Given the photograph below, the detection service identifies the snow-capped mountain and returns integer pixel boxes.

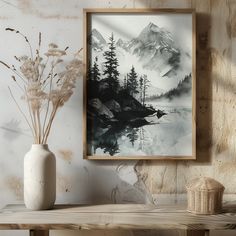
[128,23,175,52]
[89,29,106,51]
[90,22,182,76]
[126,22,181,75]
[116,38,125,48]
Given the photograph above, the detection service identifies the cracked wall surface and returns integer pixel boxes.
[0,0,236,236]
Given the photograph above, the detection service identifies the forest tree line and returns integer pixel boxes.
[88,33,150,106]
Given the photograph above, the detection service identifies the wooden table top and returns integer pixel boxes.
[0,204,236,230]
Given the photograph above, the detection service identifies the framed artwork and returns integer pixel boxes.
[83,9,196,160]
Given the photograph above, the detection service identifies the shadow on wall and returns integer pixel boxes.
[82,161,154,204]
[195,12,212,164]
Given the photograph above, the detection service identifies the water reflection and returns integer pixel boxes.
[88,121,147,156]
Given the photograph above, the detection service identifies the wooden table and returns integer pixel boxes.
[1,204,236,236]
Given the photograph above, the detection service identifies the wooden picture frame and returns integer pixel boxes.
[83,9,196,160]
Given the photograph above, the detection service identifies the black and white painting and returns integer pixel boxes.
[85,11,195,159]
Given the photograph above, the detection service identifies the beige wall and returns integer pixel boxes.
[0,0,235,236]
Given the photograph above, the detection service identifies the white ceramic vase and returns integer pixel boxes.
[24,144,56,210]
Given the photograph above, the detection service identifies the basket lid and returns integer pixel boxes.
[186,177,225,191]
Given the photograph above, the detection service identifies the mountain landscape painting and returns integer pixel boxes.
[84,10,196,159]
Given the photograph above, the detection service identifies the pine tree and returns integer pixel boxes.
[103,33,120,91]
[127,128,139,147]
[138,127,145,151]
[91,56,100,81]
[123,75,127,89]
[142,74,150,106]
[139,76,144,103]
[127,66,138,97]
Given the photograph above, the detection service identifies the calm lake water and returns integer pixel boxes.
[93,101,192,157]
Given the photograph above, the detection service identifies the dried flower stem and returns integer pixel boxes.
[33,111,38,143]
[13,79,25,93]
[42,63,55,142]
[0,61,27,85]
[8,87,35,138]
[6,28,33,60]
[37,109,41,144]
[43,93,68,143]
[39,57,49,82]
[33,110,41,144]
[24,86,37,142]
[42,100,50,142]
[11,68,27,85]
[0,61,10,68]
[38,32,41,47]
[43,104,59,144]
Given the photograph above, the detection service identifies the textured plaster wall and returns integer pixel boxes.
[0,0,235,236]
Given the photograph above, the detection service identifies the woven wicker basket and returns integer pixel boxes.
[186,177,225,215]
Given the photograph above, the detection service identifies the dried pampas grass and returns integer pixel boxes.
[0,28,83,144]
